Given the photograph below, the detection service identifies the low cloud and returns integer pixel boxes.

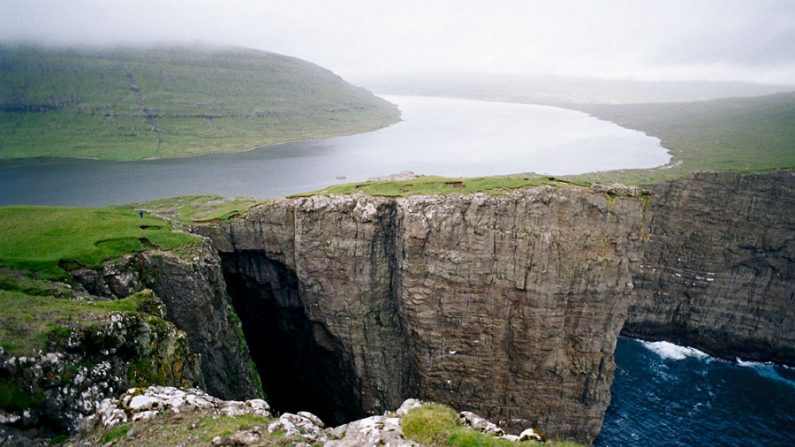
[1,0,793,84]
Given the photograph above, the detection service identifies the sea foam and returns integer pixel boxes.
[640,340,709,360]
[737,358,795,388]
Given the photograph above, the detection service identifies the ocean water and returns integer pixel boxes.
[595,337,795,446]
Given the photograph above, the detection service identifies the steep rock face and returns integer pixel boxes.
[203,186,647,443]
[71,240,262,401]
[137,244,263,400]
[627,171,795,363]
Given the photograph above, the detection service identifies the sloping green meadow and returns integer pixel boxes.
[0,45,399,160]
[0,206,196,279]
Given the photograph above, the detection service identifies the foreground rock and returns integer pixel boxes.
[0,292,200,441]
[69,240,263,401]
[69,387,551,447]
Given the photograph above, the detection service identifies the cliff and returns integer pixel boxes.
[4,171,791,445]
[198,170,793,444]
[627,171,795,363]
[201,185,649,443]
[71,240,263,401]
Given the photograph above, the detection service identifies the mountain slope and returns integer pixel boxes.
[0,45,400,160]
[567,92,795,184]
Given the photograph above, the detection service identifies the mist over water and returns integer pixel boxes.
[596,338,795,446]
[0,96,669,206]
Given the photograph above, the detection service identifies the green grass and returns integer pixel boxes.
[123,195,261,225]
[0,378,44,411]
[84,412,285,447]
[0,45,400,160]
[0,206,196,280]
[101,424,131,444]
[565,93,795,184]
[297,175,589,198]
[400,404,583,447]
[0,289,164,356]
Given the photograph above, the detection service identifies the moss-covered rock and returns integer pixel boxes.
[0,290,200,442]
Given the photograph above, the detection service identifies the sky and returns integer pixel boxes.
[2,0,794,84]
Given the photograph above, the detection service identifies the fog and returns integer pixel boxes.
[2,0,794,85]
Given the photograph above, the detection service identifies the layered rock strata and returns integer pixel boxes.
[202,185,648,442]
[627,171,795,363]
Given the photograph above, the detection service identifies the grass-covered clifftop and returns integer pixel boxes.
[0,206,196,279]
[0,45,400,160]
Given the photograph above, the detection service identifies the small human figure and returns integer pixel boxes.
[139,210,144,218]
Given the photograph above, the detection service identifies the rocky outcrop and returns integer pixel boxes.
[70,240,262,401]
[202,185,648,443]
[71,386,550,447]
[627,171,795,363]
[83,386,271,430]
[136,243,263,401]
[0,292,200,439]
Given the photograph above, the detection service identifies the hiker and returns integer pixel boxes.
[139,210,144,218]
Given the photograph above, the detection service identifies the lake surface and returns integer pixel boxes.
[595,338,795,446]
[0,95,669,206]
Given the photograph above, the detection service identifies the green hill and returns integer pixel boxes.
[567,92,795,184]
[0,45,400,160]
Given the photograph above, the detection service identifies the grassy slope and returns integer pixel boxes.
[0,206,196,280]
[565,92,795,184]
[0,289,161,356]
[401,404,582,447]
[0,45,399,160]
[123,194,261,225]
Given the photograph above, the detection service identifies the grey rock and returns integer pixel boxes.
[628,171,795,364]
[209,186,645,443]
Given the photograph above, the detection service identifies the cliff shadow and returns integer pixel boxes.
[220,251,365,425]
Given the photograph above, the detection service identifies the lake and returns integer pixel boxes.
[0,95,669,206]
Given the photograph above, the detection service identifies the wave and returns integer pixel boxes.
[736,358,795,389]
[639,340,709,360]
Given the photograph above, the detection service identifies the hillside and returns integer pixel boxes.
[566,92,795,184]
[0,45,400,160]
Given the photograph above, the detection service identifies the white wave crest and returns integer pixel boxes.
[736,358,795,388]
[641,340,709,360]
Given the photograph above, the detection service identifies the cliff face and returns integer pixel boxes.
[71,239,262,401]
[626,171,795,363]
[203,186,648,443]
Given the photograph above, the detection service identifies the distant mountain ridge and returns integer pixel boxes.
[0,45,400,160]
